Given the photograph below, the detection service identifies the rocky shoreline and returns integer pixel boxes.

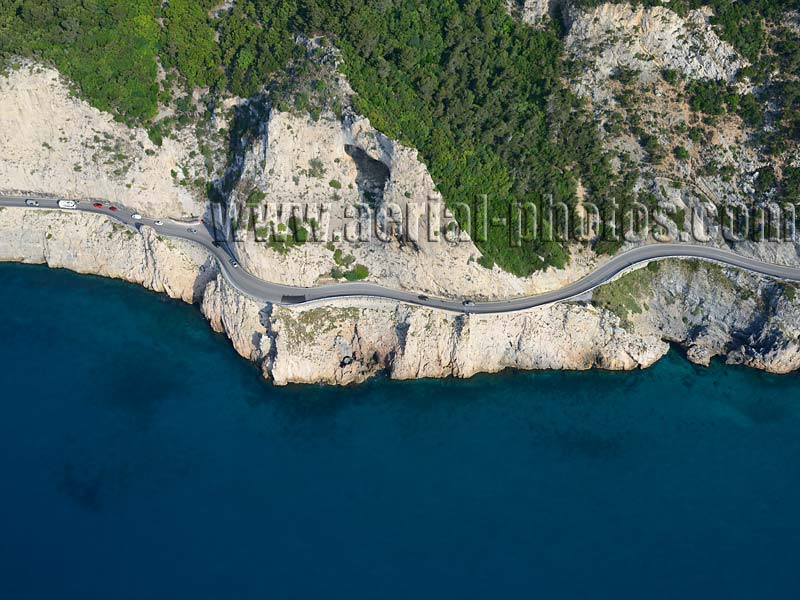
[3,207,799,386]
[3,0,800,385]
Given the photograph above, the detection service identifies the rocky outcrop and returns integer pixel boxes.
[511,0,551,27]
[263,299,666,385]
[201,275,273,370]
[601,260,800,374]
[508,0,580,28]
[567,2,747,105]
[561,1,790,261]
[228,107,520,296]
[225,106,603,300]
[5,207,800,384]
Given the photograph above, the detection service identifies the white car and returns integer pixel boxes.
[25,200,40,207]
[131,213,142,220]
[57,200,77,209]
[154,220,164,226]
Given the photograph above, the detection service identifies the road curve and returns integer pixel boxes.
[3,194,800,314]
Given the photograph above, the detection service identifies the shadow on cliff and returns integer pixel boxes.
[206,97,270,239]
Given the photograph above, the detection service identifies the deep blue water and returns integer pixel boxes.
[1,263,800,599]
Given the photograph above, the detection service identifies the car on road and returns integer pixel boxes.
[154,220,164,226]
[131,213,142,220]
[108,206,118,212]
[25,200,39,207]
[462,300,475,308]
[418,295,429,301]
[57,200,77,209]
[187,227,197,233]
[92,202,103,208]
[229,258,240,269]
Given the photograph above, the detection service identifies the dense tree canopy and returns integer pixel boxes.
[161,0,222,89]
[1,0,161,122]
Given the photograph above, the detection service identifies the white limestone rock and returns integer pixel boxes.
[567,2,747,103]
[0,63,206,219]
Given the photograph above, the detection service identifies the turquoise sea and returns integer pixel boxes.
[1,262,799,599]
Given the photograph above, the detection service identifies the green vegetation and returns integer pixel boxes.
[784,284,798,303]
[246,189,266,207]
[260,215,311,253]
[639,133,664,163]
[591,267,655,327]
[784,166,800,199]
[278,306,361,345]
[332,263,369,281]
[109,222,134,239]
[738,93,764,127]
[306,158,326,179]
[661,68,679,85]
[687,81,730,116]
[333,248,355,268]
[4,0,798,274]
[684,80,767,131]
[162,0,223,89]
[611,66,640,85]
[1,0,161,123]
[330,248,367,280]
[586,1,799,200]
[756,166,777,196]
[673,207,687,232]
[344,264,369,281]
[218,0,302,98]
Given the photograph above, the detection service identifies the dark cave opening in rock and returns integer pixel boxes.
[344,144,390,208]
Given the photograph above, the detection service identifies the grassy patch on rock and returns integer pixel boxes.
[591,266,655,326]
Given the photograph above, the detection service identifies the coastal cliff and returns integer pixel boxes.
[2,2,800,385]
[0,208,215,303]
[3,207,800,385]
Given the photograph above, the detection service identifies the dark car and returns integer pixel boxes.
[108,206,118,212]
[418,295,429,301]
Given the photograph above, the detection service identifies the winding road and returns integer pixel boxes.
[3,194,800,314]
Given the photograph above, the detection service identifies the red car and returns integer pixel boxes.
[93,202,103,208]
[108,206,118,212]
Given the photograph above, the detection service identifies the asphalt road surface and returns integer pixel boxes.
[3,194,800,314]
